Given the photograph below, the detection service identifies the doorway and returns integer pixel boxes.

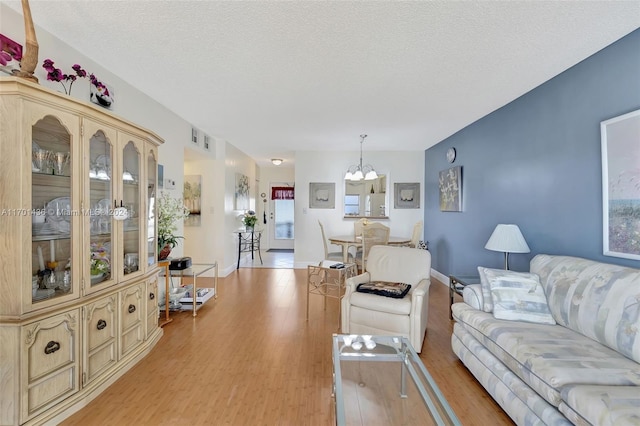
[269,184,294,250]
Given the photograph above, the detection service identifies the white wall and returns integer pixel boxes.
[294,150,425,267]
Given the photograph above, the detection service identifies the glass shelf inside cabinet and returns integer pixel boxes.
[32,116,74,304]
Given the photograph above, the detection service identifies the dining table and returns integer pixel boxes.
[328,234,411,263]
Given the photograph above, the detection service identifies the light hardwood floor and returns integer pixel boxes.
[62,268,513,426]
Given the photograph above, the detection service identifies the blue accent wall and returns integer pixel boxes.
[425,29,640,275]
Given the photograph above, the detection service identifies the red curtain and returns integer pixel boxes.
[271,187,294,200]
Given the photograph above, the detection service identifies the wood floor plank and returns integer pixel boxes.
[61,269,513,425]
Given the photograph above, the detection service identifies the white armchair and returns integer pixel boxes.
[341,245,432,353]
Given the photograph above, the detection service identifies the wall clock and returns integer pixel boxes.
[446,147,456,163]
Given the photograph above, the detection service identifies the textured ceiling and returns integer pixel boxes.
[3,1,640,166]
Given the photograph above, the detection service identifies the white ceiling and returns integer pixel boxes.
[4,1,640,167]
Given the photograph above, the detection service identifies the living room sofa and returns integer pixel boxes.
[451,254,640,425]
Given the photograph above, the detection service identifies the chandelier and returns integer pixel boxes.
[344,134,378,181]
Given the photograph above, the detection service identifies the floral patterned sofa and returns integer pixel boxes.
[451,254,640,425]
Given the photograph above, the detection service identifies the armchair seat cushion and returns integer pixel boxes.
[349,291,413,315]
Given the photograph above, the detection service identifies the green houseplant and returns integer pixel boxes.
[157,192,190,260]
[242,210,257,230]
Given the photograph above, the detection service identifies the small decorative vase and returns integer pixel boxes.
[245,225,254,232]
[158,244,172,260]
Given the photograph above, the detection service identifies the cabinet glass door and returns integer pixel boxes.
[87,127,115,291]
[146,149,157,267]
[121,139,143,278]
[31,113,79,306]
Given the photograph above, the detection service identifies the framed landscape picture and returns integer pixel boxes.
[601,108,640,260]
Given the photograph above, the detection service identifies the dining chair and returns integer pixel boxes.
[409,220,423,248]
[318,220,353,262]
[353,218,368,238]
[355,223,390,272]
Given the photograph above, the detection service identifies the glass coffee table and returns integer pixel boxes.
[332,334,460,426]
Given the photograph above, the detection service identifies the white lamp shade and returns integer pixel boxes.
[350,170,364,181]
[364,170,378,180]
[485,224,530,253]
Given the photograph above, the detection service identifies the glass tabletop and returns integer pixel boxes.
[332,334,460,426]
[159,262,217,277]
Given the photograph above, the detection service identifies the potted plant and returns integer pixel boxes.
[157,192,190,260]
[242,210,258,231]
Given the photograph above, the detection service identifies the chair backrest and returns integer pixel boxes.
[410,220,423,248]
[366,245,431,285]
[360,224,390,271]
[318,220,330,258]
[354,218,368,237]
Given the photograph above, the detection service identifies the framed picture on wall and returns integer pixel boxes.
[394,182,420,208]
[601,108,640,260]
[309,182,335,209]
[235,173,249,210]
[184,175,202,227]
[439,166,462,212]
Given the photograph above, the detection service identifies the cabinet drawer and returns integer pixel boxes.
[84,295,117,384]
[120,283,144,357]
[86,295,117,351]
[147,279,158,312]
[120,283,144,331]
[22,309,80,420]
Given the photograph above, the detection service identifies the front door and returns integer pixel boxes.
[268,183,294,250]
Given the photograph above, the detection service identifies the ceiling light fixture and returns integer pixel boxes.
[271,158,283,166]
[344,134,378,181]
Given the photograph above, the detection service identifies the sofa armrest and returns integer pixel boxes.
[462,284,483,310]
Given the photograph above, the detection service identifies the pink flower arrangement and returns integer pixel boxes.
[42,59,109,96]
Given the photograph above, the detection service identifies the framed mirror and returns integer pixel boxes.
[344,174,388,218]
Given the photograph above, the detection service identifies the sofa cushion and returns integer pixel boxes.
[559,385,640,426]
[453,324,573,425]
[487,270,555,325]
[531,254,640,363]
[452,303,640,407]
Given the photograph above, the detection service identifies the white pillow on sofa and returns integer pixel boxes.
[483,268,556,325]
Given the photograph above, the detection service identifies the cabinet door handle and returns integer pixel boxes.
[128,304,136,313]
[44,340,61,355]
[97,319,107,330]
[149,292,155,300]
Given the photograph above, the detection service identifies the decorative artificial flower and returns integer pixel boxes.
[242,210,257,227]
[90,257,109,276]
[42,59,107,96]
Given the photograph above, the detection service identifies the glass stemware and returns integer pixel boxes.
[53,151,70,175]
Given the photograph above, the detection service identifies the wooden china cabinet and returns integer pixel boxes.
[0,77,163,426]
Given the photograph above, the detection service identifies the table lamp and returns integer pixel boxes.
[485,224,530,270]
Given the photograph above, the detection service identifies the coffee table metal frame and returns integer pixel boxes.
[332,334,461,426]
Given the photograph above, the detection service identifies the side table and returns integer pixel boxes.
[236,229,263,269]
[449,275,480,319]
[159,262,218,317]
[307,261,357,324]
[158,260,172,327]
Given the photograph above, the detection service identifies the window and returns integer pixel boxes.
[344,195,360,215]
